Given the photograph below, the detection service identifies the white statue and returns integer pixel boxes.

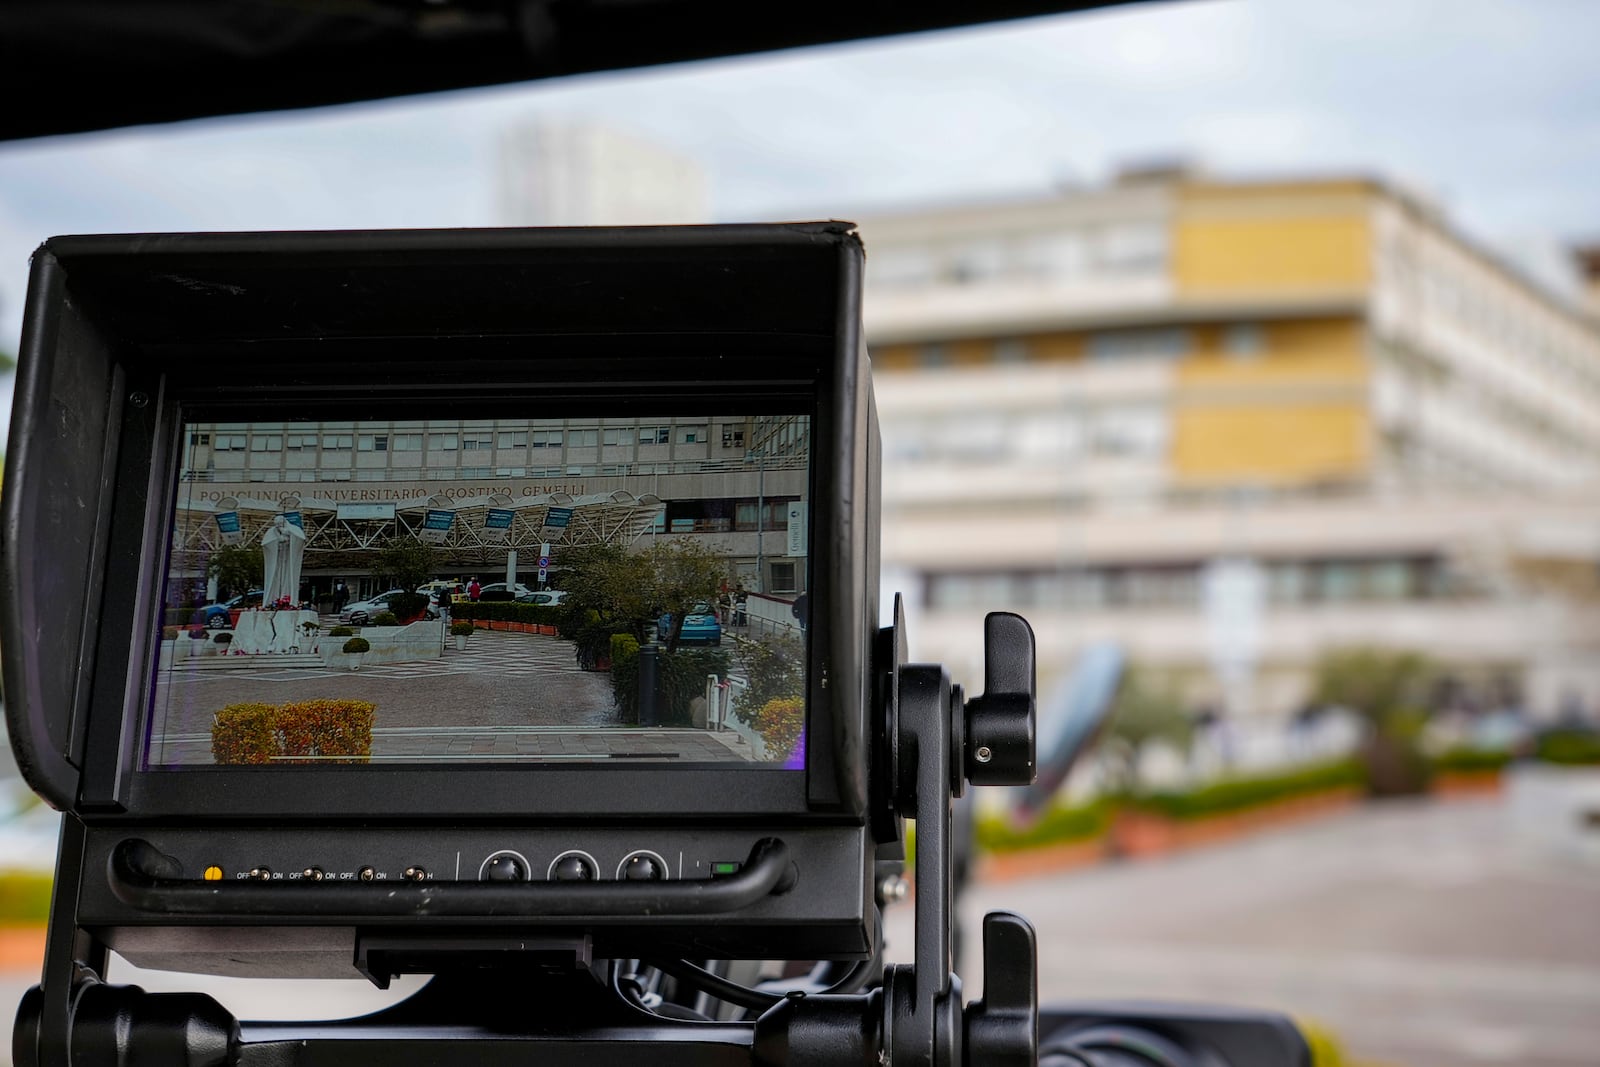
[261,515,307,606]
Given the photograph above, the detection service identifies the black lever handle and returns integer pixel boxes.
[963,612,1036,786]
[108,837,792,919]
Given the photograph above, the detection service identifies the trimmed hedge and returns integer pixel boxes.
[976,800,1114,854]
[1537,730,1600,766]
[0,871,55,924]
[211,699,375,764]
[342,637,371,654]
[1135,759,1365,821]
[451,602,564,626]
[1431,747,1515,774]
[371,612,400,627]
[450,620,476,637]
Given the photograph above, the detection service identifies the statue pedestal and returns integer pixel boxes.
[231,610,320,655]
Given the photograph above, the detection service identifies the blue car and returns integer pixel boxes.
[658,603,722,646]
[194,589,264,630]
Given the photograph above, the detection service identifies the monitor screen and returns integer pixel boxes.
[146,412,812,770]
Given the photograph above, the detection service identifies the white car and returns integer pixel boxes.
[338,589,407,625]
[523,590,566,607]
[476,582,535,601]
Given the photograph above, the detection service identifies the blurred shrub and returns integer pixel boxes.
[450,620,475,637]
[328,625,355,637]
[0,871,55,925]
[976,800,1113,853]
[211,700,374,765]
[1431,747,1514,774]
[754,697,804,762]
[371,612,400,627]
[342,637,370,654]
[1537,730,1600,765]
[1137,759,1365,821]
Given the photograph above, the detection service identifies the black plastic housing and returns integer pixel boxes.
[2,223,883,972]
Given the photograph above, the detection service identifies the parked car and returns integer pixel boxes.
[194,589,263,630]
[523,590,566,607]
[477,581,536,602]
[657,603,722,646]
[339,589,407,625]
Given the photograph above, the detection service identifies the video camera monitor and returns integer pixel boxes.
[3,224,885,977]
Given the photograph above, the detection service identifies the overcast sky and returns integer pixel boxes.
[0,0,1596,408]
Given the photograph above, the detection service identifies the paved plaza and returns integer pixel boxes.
[148,627,759,764]
[887,791,1600,1067]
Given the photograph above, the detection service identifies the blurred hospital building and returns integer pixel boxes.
[860,167,1600,722]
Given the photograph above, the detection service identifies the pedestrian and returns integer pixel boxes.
[468,577,482,602]
[791,591,809,633]
[333,580,348,612]
[734,584,748,627]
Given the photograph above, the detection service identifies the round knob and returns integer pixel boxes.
[551,853,596,881]
[621,854,663,881]
[483,854,526,882]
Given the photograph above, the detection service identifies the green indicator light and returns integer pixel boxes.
[711,862,741,876]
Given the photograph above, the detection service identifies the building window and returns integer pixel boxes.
[498,431,529,449]
[769,562,798,593]
[1224,324,1264,359]
[722,426,746,449]
[638,426,671,445]
[392,433,423,451]
[250,435,283,452]
[358,434,388,452]
[679,426,707,444]
[321,434,353,452]
[569,429,599,448]
[531,430,562,448]
[1087,328,1191,361]
[286,433,319,451]
[188,432,211,446]
[995,338,1029,364]
[214,434,247,451]
[462,434,493,451]
[428,433,458,451]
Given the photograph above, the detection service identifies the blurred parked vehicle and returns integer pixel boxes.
[193,590,263,630]
[339,589,407,625]
[658,603,722,646]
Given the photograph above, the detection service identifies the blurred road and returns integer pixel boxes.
[910,794,1600,1067]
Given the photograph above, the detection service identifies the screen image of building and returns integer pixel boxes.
[173,415,809,605]
[859,169,1600,722]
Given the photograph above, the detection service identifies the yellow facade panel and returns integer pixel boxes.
[1175,215,1372,292]
[874,344,917,371]
[1028,332,1086,362]
[1172,403,1370,482]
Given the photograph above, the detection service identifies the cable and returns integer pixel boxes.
[642,958,782,1012]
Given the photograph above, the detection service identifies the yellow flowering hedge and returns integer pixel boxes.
[212,699,375,765]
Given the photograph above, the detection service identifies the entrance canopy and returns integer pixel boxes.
[171,488,664,575]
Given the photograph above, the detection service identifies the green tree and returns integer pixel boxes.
[1311,647,1434,795]
[1102,666,1192,795]
[559,538,727,652]
[207,543,264,598]
[373,537,438,593]
[645,539,727,652]
[373,537,438,620]
[730,631,805,725]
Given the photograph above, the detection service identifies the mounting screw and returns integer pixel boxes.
[975,746,993,764]
[127,391,150,408]
[878,874,910,904]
